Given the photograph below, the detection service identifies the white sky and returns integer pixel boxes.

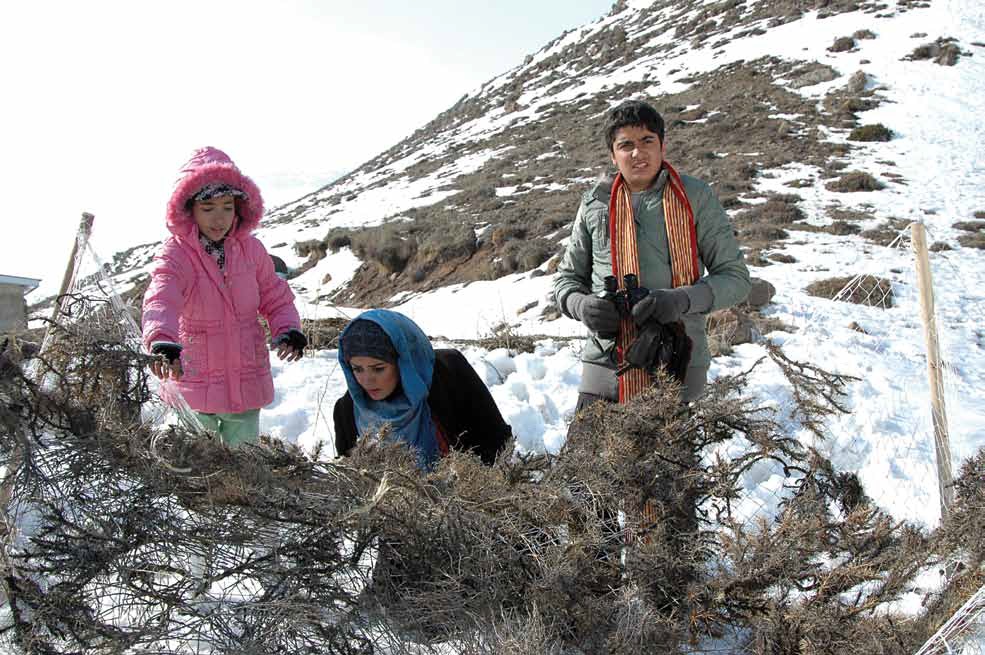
[0,0,611,289]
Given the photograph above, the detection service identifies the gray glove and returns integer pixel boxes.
[631,288,690,326]
[566,292,621,337]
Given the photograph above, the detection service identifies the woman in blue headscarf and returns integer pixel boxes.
[333,309,510,468]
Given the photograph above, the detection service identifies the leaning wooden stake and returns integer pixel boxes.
[42,212,95,353]
[911,222,954,520]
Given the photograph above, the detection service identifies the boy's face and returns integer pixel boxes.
[610,125,666,193]
[192,194,236,241]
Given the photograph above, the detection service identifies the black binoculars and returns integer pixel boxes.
[598,274,650,318]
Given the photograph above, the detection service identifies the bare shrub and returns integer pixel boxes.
[958,233,985,249]
[740,224,790,243]
[828,36,856,52]
[540,214,570,232]
[734,197,805,225]
[825,220,862,235]
[708,307,754,355]
[766,341,859,439]
[861,218,910,246]
[769,252,797,263]
[826,171,886,192]
[291,239,331,279]
[788,62,839,88]
[929,241,952,252]
[952,220,985,233]
[491,223,528,246]
[2,308,972,654]
[805,274,895,308]
[853,29,876,40]
[845,69,869,93]
[906,38,963,65]
[516,240,554,270]
[350,225,418,274]
[849,123,893,141]
[323,228,354,253]
[294,238,327,259]
[302,316,348,350]
[468,322,539,354]
[418,221,478,265]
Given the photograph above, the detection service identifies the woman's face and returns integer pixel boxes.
[349,355,400,400]
[192,194,236,241]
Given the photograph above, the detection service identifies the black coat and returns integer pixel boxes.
[333,349,510,465]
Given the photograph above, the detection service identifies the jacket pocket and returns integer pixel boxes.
[179,331,208,381]
[585,334,618,366]
[586,209,610,250]
[239,321,269,371]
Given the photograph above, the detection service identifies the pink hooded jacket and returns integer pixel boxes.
[142,147,301,414]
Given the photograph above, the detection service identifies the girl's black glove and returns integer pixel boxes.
[150,341,183,380]
[274,330,307,361]
[151,341,182,364]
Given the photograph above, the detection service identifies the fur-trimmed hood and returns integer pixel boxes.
[166,147,264,239]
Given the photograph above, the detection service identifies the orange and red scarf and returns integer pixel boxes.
[608,162,699,403]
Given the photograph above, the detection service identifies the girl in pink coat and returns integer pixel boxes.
[142,147,305,445]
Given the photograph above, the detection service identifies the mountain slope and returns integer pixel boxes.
[245,0,977,314]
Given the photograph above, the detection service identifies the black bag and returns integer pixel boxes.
[617,320,692,384]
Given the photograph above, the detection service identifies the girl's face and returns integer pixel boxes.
[192,194,236,241]
[349,355,400,401]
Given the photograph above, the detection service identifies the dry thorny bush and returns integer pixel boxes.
[1,295,984,654]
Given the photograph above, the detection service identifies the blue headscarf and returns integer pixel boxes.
[338,309,438,469]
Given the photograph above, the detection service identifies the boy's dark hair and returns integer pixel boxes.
[603,100,665,152]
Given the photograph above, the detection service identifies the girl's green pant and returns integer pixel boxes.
[194,409,261,446]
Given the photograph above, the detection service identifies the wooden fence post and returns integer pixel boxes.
[911,221,954,520]
[43,212,95,350]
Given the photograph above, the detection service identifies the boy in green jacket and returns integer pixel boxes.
[553,100,750,409]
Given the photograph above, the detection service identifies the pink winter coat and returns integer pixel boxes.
[142,147,301,414]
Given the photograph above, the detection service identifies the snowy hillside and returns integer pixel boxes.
[45,0,985,528]
[248,0,985,527]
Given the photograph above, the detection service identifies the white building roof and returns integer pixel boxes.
[0,274,42,290]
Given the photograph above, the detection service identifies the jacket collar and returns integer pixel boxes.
[592,167,670,205]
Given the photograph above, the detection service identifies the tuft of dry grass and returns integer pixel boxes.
[849,123,893,142]
[806,274,894,308]
[958,233,985,250]
[825,171,886,192]
[952,220,985,233]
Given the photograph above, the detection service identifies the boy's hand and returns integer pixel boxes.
[632,288,690,326]
[273,330,307,362]
[150,342,184,380]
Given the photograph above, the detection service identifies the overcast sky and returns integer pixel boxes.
[0,0,612,291]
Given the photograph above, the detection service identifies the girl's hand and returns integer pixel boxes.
[150,342,184,380]
[273,330,307,362]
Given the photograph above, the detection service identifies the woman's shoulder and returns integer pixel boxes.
[334,390,353,412]
[433,348,470,372]
[432,349,486,391]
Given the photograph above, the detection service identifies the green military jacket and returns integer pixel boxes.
[553,170,750,370]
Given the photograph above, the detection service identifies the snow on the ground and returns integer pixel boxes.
[264,1,985,537]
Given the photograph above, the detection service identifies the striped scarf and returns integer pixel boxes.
[608,162,699,403]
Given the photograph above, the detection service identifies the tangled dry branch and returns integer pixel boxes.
[1,295,983,654]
